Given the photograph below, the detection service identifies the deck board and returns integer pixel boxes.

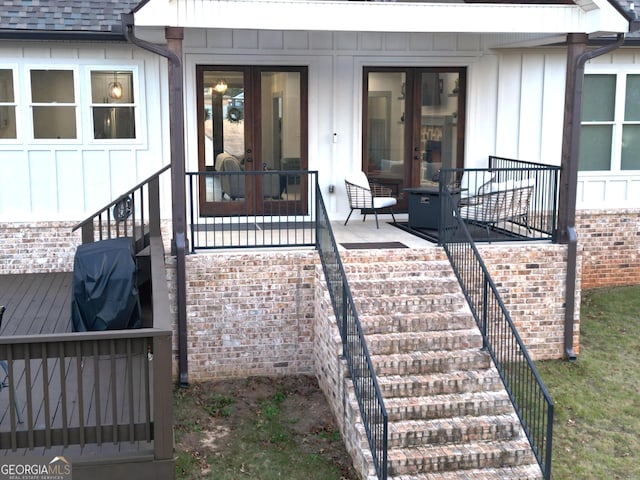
[0,273,73,336]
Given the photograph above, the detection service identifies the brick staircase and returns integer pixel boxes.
[342,255,543,480]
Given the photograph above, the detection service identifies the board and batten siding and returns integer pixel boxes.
[2,31,638,224]
[0,43,170,223]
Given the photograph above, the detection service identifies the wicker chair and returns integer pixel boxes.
[344,171,397,228]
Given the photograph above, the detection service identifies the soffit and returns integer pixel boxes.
[133,0,629,35]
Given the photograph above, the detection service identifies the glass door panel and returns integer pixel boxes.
[363,67,465,212]
[197,66,308,216]
[259,70,302,201]
[419,71,459,186]
[365,71,407,200]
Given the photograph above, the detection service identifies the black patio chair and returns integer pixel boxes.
[0,305,24,424]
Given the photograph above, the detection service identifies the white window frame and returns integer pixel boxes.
[86,65,142,144]
[0,65,20,144]
[582,64,640,173]
[27,65,81,143]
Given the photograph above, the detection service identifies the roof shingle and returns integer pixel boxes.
[0,0,140,33]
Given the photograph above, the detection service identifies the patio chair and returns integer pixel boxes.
[344,171,397,228]
[0,305,24,424]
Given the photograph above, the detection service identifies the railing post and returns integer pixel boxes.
[152,333,173,461]
[341,283,348,357]
[148,175,161,238]
[81,222,94,245]
[482,276,489,350]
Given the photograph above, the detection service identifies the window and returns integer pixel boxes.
[90,70,136,139]
[580,73,640,171]
[30,69,77,139]
[0,69,17,139]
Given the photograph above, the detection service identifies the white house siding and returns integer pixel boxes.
[0,43,171,223]
[180,28,579,220]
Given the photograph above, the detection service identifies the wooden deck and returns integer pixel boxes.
[0,273,73,336]
[0,272,157,470]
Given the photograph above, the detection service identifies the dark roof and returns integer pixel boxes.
[0,0,141,38]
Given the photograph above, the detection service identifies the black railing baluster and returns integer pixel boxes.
[439,176,554,480]
[315,185,388,480]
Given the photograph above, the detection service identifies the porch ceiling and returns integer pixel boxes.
[134,0,629,36]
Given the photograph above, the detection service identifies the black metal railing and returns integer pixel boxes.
[72,164,170,253]
[437,158,560,243]
[316,185,388,480]
[187,170,318,251]
[439,186,554,480]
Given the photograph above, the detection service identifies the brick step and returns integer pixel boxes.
[366,330,483,356]
[358,311,476,335]
[387,413,522,449]
[388,463,544,480]
[384,391,515,422]
[355,293,465,316]
[342,260,452,278]
[387,438,536,476]
[377,369,504,398]
[349,277,461,297]
[371,349,491,376]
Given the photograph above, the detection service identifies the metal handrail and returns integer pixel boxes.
[439,182,554,479]
[72,164,170,252]
[315,185,388,479]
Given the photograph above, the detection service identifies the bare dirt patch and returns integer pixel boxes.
[174,375,359,480]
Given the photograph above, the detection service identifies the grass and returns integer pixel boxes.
[173,376,357,480]
[536,285,640,480]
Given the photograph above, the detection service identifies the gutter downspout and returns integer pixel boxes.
[121,13,190,386]
[559,32,625,360]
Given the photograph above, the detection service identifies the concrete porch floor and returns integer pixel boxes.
[331,212,437,250]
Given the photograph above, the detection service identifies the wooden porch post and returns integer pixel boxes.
[558,33,587,245]
[165,27,190,386]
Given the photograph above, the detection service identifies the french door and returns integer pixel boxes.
[196,65,308,216]
[363,67,466,210]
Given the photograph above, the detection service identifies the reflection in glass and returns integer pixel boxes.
[582,75,615,122]
[366,72,406,179]
[579,125,612,171]
[31,70,75,103]
[203,70,245,202]
[420,72,458,186]
[621,125,640,170]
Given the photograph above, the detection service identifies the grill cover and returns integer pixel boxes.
[71,237,141,332]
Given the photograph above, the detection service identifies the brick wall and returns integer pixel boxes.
[167,250,318,380]
[576,209,640,289]
[477,243,581,358]
[0,222,81,274]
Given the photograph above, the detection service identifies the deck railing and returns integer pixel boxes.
[439,185,554,479]
[72,164,170,253]
[0,236,174,475]
[437,158,560,243]
[316,185,388,479]
[186,170,317,250]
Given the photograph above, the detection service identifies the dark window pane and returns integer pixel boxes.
[621,124,640,170]
[582,75,615,122]
[93,107,136,139]
[0,106,16,138]
[31,70,75,103]
[579,125,612,171]
[624,74,640,121]
[33,106,76,139]
[0,69,14,102]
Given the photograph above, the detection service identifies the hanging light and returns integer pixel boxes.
[214,79,228,94]
[108,72,123,99]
